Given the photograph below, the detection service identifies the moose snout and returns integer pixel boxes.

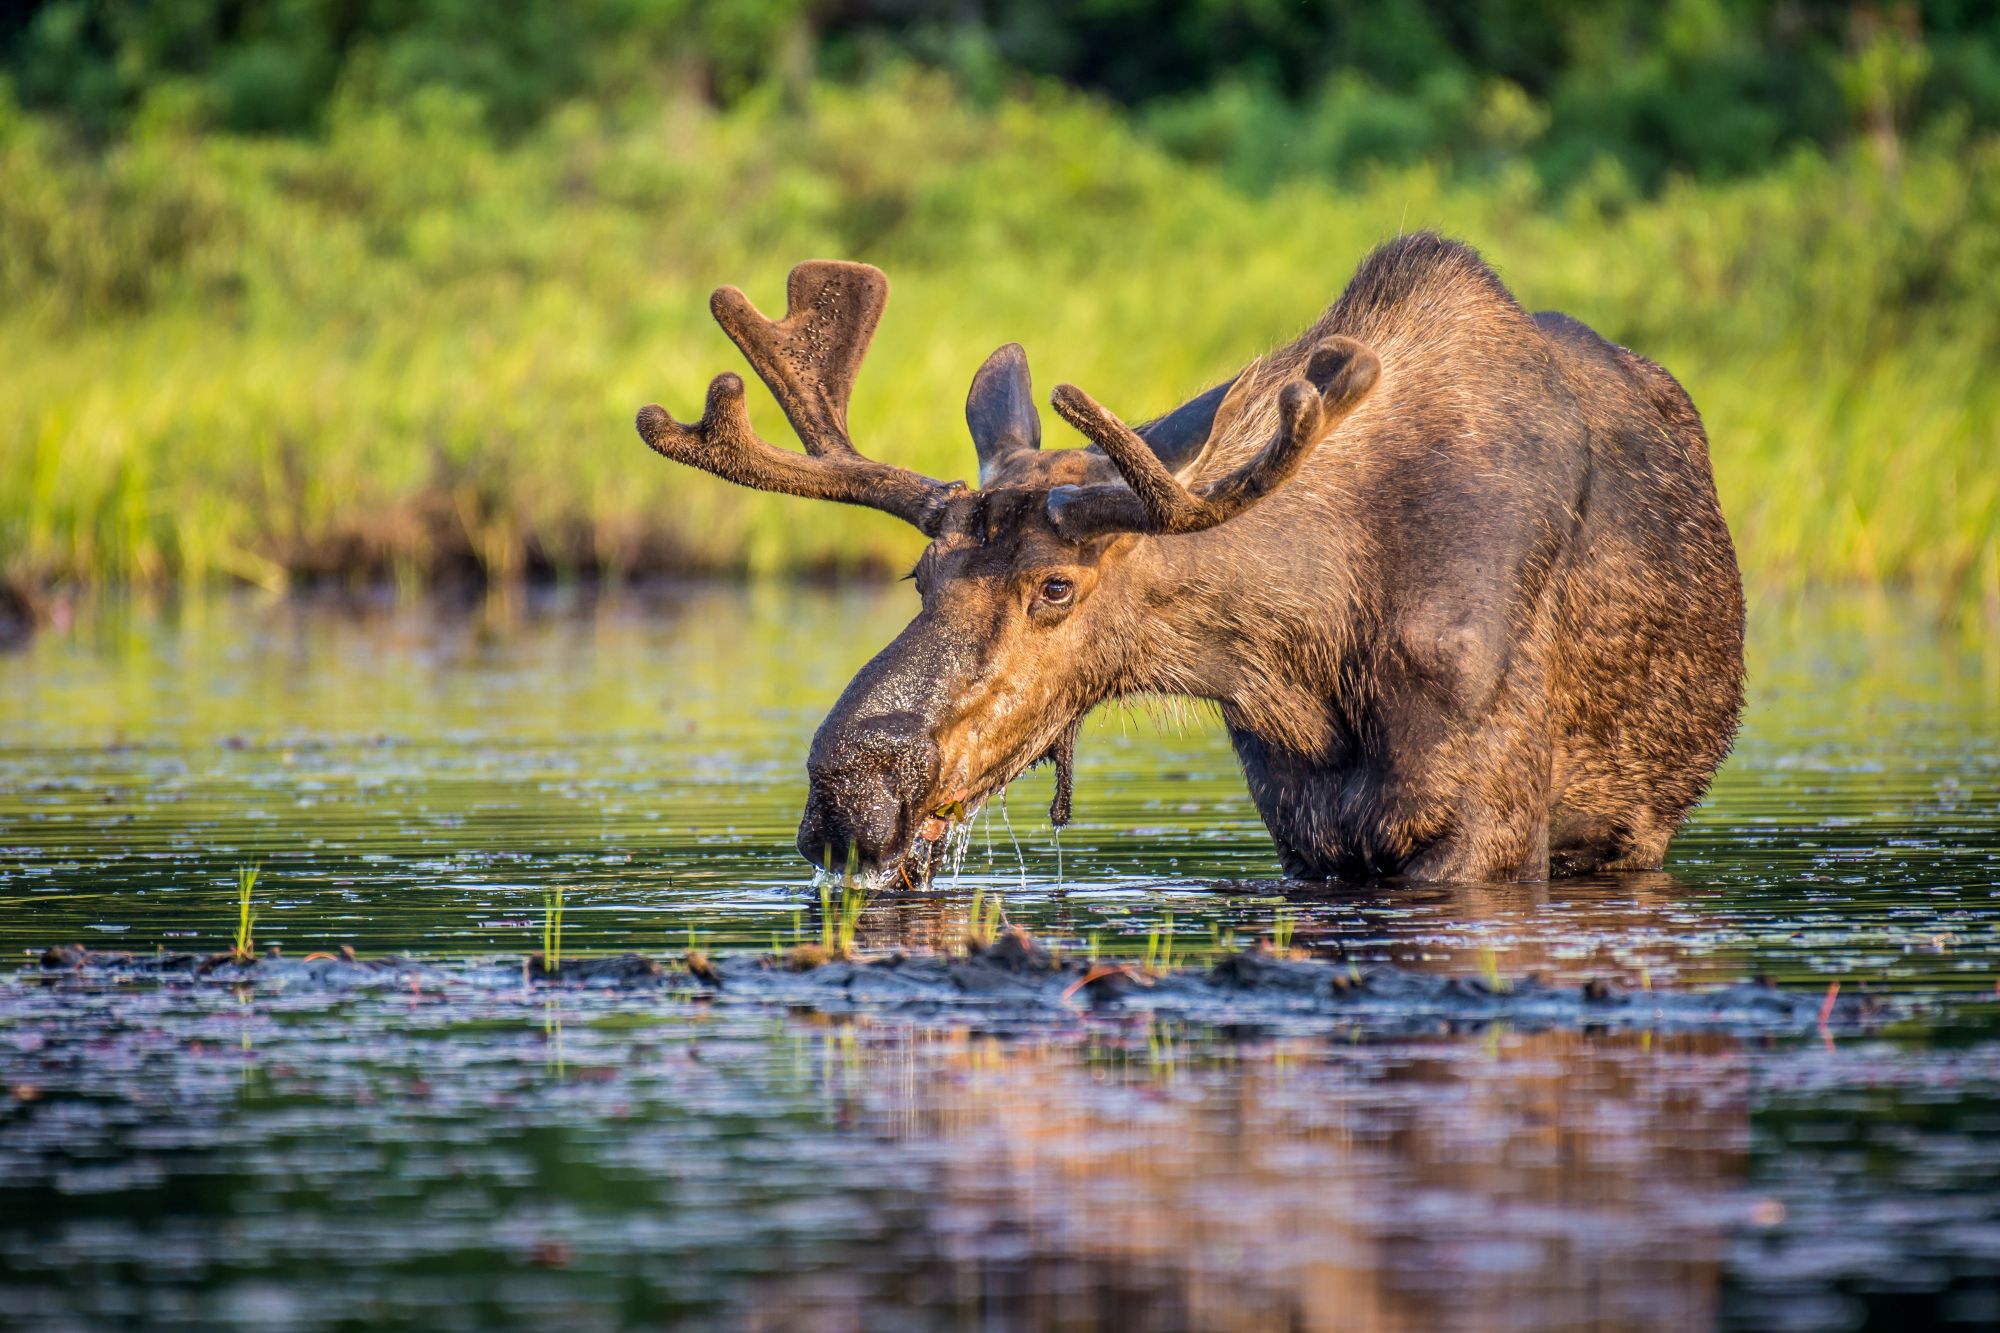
[795,710,942,875]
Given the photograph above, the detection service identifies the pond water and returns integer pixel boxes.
[3,584,1998,1330]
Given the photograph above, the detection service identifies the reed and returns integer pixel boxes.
[819,879,867,959]
[542,886,565,974]
[230,864,259,961]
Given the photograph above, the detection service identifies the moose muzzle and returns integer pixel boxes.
[795,708,943,879]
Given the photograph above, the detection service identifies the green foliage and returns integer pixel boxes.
[1,0,814,137]
[0,73,1993,601]
[11,2,2000,191]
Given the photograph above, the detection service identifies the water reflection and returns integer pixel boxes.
[0,979,1806,1333]
[758,1023,1746,1333]
[2,585,1998,1329]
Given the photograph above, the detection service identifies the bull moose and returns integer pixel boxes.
[635,234,1745,885]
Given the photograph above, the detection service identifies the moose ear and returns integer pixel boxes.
[1134,376,1235,474]
[1144,361,1262,483]
[967,343,1041,486]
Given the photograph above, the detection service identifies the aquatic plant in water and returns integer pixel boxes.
[965,888,1007,950]
[1272,909,1296,956]
[1145,913,1176,975]
[231,865,259,961]
[542,886,565,974]
[819,879,866,959]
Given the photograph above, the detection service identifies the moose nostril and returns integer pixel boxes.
[798,711,941,870]
[796,798,899,872]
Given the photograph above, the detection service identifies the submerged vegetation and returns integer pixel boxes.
[0,6,1995,614]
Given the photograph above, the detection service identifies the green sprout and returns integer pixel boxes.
[1272,909,1296,955]
[231,865,260,960]
[965,887,1006,949]
[542,885,566,974]
[1144,911,1176,974]
[820,878,867,959]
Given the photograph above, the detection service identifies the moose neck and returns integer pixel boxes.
[1116,520,1359,762]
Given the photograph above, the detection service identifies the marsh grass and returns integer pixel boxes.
[541,885,566,974]
[1144,913,1177,976]
[1271,910,1296,956]
[819,879,867,960]
[230,865,259,961]
[964,887,1008,950]
[1,76,1995,613]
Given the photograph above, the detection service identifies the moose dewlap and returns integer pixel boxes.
[634,233,1746,887]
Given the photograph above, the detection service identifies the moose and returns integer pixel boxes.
[635,234,1745,885]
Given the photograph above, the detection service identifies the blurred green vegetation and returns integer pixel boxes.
[9,1,1999,192]
[0,3,1995,610]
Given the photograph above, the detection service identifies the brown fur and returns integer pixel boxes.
[640,235,1747,884]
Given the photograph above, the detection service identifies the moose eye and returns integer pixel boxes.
[1039,575,1074,605]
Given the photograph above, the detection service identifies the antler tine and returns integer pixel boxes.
[709,260,888,459]
[636,373,959,535]
[1046,336,1380,540]
[635,260,965,535]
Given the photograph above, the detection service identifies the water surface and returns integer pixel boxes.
[3,585,1998,1329]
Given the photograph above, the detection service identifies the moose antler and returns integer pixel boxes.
[635,261,963,535]
[1044,336,1381,539]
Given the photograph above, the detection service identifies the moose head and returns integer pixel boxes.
[637,260,1379,886]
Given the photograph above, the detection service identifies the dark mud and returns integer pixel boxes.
[28,931,1913,1037]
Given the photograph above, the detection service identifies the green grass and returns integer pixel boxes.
[231,864,258,960]
[542,885,565,974]
[965,887,1006,949]
[1144,912,1177,975]
[819,879,866,959]
[1,74,1995,608]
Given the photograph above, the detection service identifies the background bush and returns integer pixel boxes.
[0,3,1994,610]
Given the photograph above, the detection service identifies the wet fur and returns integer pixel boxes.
[809,234,1745,883]
[1137,234,1745,879]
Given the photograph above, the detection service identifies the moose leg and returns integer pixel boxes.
[1397,672,1557,883]
[1399,799,1549,882]
[1514,808,1552,881]
[1228,728,1382,880]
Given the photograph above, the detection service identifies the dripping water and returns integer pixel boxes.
[997,789,1029,890]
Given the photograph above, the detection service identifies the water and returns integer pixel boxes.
[3,584,1999,1330]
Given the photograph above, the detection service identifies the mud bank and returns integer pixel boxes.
[27,930,1912,1036]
